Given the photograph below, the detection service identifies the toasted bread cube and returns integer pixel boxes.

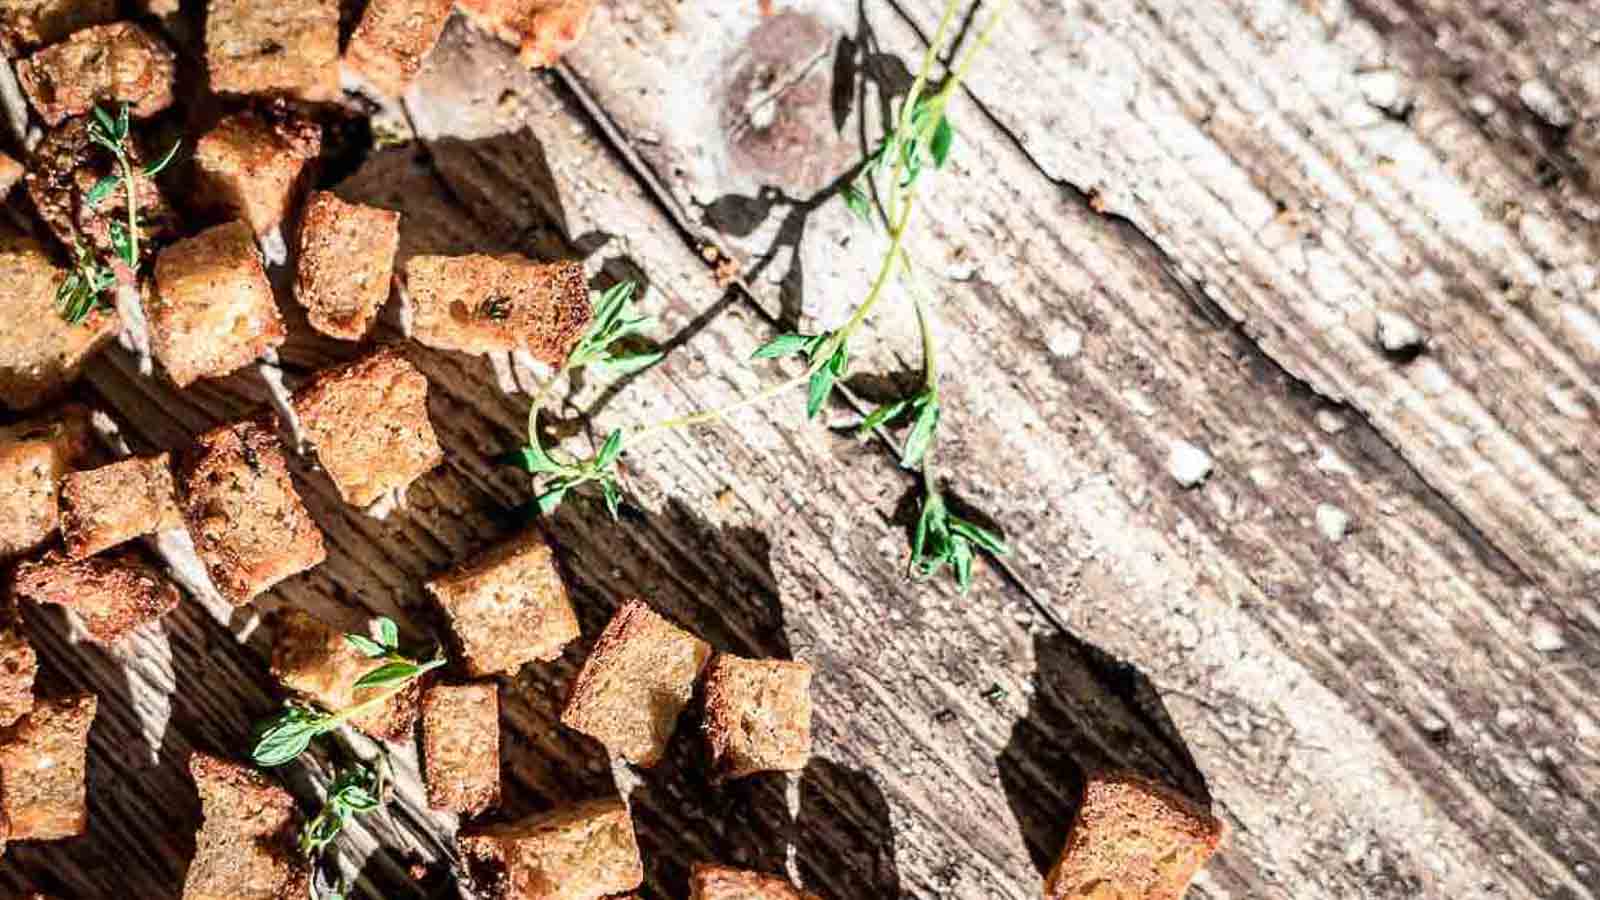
[0,405,91,560]
[0,693,96,840]
[421,681,500,814]
[0,228,120,411]
[25,116,179,261]
[293,192,400,340]
[0,0,116,57]
[456,0,597,68]
[689,865,821,900]
[458,797,642,900]
[177,420,326,605]
[182,753,309,900]
[404,254,589,365]
[13,547,180,644]
[58,452,183,558]
[16,22,176,126]
[0,625,37,729]
[425,528,578,678]
[702,655,812,780]
[1045,772,1225,900]
[149,221,285,387]
[343,0,452,97]
[205,0,338,102]
[194,110,321,239]
[561,601,711,767]
[270,608,420,742]
[291,349,441,507]
[0,151,21,196]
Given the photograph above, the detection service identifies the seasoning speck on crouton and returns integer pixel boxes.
[0,693,96,840]
[458,797,642,900]
[293,191,400,340]
[58,452,182,558]
[149,220,285,387]
[344,0,453,97]
[1045,772,1225,900]
[702,655,812,780]
[270,608,421,742]
[182,753,309,900]
[0,405,92,560]
[194,110,321,239]
[16,22,176,126]
[0,152,22,196]
[0,227,119,412]
[0,0,116,58]
[291,348,441,508]
[13,547,180,644]
[421,681,499,815]
[456,0,598,69]
[205,0,338,101]
[689,865,822,900]
[404,254,589,365]
[425,528,578,678]
[561,600,711,767]
[178,419,326,605]
[0,625,38,729]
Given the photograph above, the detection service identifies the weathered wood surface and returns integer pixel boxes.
[2,2,1597,899]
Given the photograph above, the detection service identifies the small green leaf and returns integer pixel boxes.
[376,617,399,649]
[806,368,835,419]
[109,221,134,266]
[500,442,566,476]
[857,398,909,435]
[143,139,181,176]
[930,116,954,168]
[352,660,421,690]
[91,105,118,139]
[601,479,622,521]
[951,518,1009,555]
[85,175,119,207]
[251,712,324,766]
[842,182,872,223]
[594,429,624,470]
[752,333,813,359]
[900,398,940,467]
[334,784,381,812]
[536,483,570,515]
[913,491,945,565]
[826,343,849,377]
[952,539,974,591]
[344,634,387,658]
[115,103,130,141]
[594,350,663,376]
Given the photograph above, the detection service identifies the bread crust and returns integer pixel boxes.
[403,254,589,364]
[13,546,181,644]
[0,693,97,840]
[420,680,500,815]
[269,608,421,742]
[194,109,321,238]
[293,192,400,341]
[425,527,578,677]
[343,0,453,96]
[204,0,338,101]
[701,654,813,780]
[182,753,309,900]
[689,864,823,900]
[0,624,38,729]
[0,404,93,560]
[457,797,642,900]
[1044,771,1225,900]
[455,0,598,68]
[0,227,119,412]
[149,221,285,387]
[0,0,117,58]
[16,22,175,126]
[58,451,183,558]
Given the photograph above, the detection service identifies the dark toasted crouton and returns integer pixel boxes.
[702,655,812,780]
[205,0,338,102]
[0,693,96,840]
[0,405,92,560]
[456,0,598,69]
[560,601,711,767]
[149,221,285,387]
[458,797,642,900]
[404,254,589,365]
[689,865,822,900]
[182,753,309,900]
[13,547,180,644]
[0,625,37,728]
[58,452,183,558]
[421,681,499,815]
[344,0,453,97]
[293,191,400,340]
[425,528,578,678]
[270,608,420,742]
[0,152,22,196]
[0,227,119,411]
[25,116,179,262]
[177,420,326,605]
[0,0,116,57]
[291,349,441,507]
[1045,772,1224,900]
[194,110,321,239]
[16,22,176,126]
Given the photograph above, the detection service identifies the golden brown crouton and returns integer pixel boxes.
[1045,772,1225,900]
[425,528,578,678]
[205,0,338,102]
[458,797,642,900]
[689,865,822,900]
[404,254,589,365]
[291,348,441,507]
[0,227,120,412]
[456,0,598,68]
[58,452,183,558]
[421,681,499,815]
[25,116,180,262]
[0,0,116,57]
[0,405,92,560]
[194,110,321,239]
[13,547,180,644]
[177,419,326,605]
[293,191,399,341]
[0,152,22,196]
[16,22,176,126]
[182,753,309,900]
[0,625,38,729]
[702,655,812,780]
[0,693,97,840]
[560,600,711,768]
[343,0,453,97]
[149,220,285,387]
[270,608,421,742]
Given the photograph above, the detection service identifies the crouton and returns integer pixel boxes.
[193,110,321,239]
[560,601,711,767]
[177,419,326,605]
[0,693,97,840]
[270,608,420,742]
[13,547,180,644]
[205,0,339,102]
[343,0,453,97]
[424,528,578,678]
[0,152,22,196]
[702,655,812,780]
[182,753,309,900]
[1045,772,1225,900]
[421,681,500,814]
[291,349,441,507]
[456,0,598,68]
[0,0,116,57]
[0,625,37,729]
[0,227,120,412]
[458,797,642,900]
[58,452,183,558]
[16,23,176,126]
[689,865,821,900]
[148,220,285,387]
[404,254,589,365]
[25,116,180,262]
[0,405,92,560]
[293,191,400,340]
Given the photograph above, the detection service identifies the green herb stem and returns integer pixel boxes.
[326,657,444,728]
[630,370,813,440]
[119,152,139,264]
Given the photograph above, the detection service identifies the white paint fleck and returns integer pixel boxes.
[1123,388,1158,417]
[488,352,520,395]
[113,281,153,376]
[1420,713,1448,734]
[1496,707,1524,730]
[1518,79,1575,128]
[1315,409,1347,433]
[1168,440,1213,488]
[394,276,415,338]
[256,351,305,453]
[1546,383,1590,419]
[1375,310,1424,353]
[1315,445,1357,478]
[1357,69,1410,116]
[1468,93,1496,118]
[1529,617,1566,653]
[259,225,288,268]
[1046,327,1082,358]
[1316,503,1350,542]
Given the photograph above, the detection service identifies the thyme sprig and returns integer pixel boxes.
[300,757,386,859]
